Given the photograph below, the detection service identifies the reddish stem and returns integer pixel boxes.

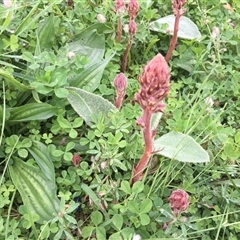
[121,38,132,72]
[132,109,153,183]
[114,91,125,109]
[165,12,181,62]
[117,19,122,43]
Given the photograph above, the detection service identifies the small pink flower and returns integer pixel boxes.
[128,0,139,19]
[128,19,137,35]
[169,189,189,216]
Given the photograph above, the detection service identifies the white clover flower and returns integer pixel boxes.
[3,0,12,8]
[123,24,129,33]
[66,51,75,59]
[132,234,141,240]
[97,13,106,23]
[211,26,220,39]
[205,97,214,107]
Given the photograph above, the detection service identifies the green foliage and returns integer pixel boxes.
[0,0,240,239]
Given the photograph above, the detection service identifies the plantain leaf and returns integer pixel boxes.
[66,87,116,126]
[8,103,57,123]
[37,15,55,50]
[149,15,201,40]
[69,28,105,63]
[154,131,209,163]
[68,54,114,92]
[67,27,114,92]
[28,141,55,183]
[8,156,60,224]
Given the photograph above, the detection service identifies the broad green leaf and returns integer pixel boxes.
[111,214,123,230]
[154,131,209,163]
[140,213,150,226]
[68,54,114,92]
[0,69,31,91]
[66,87,116,126]
[132,181,144,194]
[91,211,103,226]
[120,180,131,194]
[28,141,55,183]
[140,199,153,214]
[8,157,60,224]
[82,226,95,238]
[67,27,115,92]
[128,201,139,214]
[37,15,55,50]
[96,227,106,239]
[69,29,105,63]
[8,103,57,123]
[149,15,201,40]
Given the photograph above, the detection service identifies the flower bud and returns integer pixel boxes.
[114,73,127,109]
[135,54,170,113]
[128,19,137,35]
[211,26,220,39]
[169,189,189,216]
[97,13,106,23]
[128,0,139,19]
[72,153,81,167]
[114,72,127,92]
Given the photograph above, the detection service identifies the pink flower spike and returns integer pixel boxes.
[128,0,139,19]
[114,0,125,16]
[136,54,170,113]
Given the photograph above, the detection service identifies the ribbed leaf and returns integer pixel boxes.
[154,131,209,163]
[28,141,55,183]
[9,157,60,224]
[67,27,114,92]
[37,15,55,49]
[67,87,116,126]
[68,28,105,63]
[149,15,201,40]
[68,54,114,92]
[8,103,57,123]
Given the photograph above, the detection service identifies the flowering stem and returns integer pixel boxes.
[121,38,132,72]
[117,19,122,43]
[132,109,153,183]
[165,11,180,62]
